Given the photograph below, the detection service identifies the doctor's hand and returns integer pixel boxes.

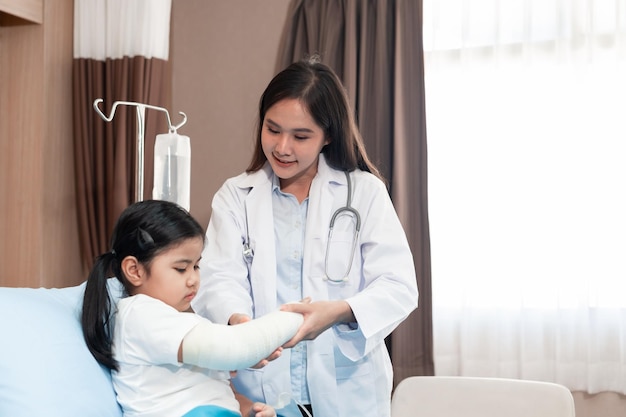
[279,299,356,348]
[228,313,283,369]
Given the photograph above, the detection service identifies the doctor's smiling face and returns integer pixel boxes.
[261,98,329,198]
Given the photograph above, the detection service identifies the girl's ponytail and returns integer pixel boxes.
[81,251,119,371]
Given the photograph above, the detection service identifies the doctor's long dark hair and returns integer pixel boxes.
[247,56,384,182]
[81,200,205,371]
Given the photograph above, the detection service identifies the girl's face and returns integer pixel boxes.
[135,237,203,312]
[261,98,329,196]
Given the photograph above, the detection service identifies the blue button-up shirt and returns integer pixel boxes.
[272,175,310,405]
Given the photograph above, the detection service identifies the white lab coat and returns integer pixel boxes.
[192,155,418,417]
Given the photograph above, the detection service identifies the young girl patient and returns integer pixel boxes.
[81,200,303,417]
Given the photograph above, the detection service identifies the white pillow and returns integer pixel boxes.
[0,282,123,417]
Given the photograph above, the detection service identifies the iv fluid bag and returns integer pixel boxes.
[153,132,191,211]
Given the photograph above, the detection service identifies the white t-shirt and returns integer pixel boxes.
[112,294,241,417]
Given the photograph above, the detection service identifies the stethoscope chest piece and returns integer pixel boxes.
[242,243,254,264]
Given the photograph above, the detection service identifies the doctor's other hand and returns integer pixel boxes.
[280,299,355,348]
[228,312,283,369]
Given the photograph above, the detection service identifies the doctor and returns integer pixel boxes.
[192,56,418,417]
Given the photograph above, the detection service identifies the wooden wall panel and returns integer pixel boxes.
[0,0,83,288]
[40,0,83,288]
[0,24,44,287]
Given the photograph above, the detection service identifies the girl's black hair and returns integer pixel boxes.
[247,55,384,182]
[81,200,205,370]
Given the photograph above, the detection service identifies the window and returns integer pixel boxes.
[425,0,626,393]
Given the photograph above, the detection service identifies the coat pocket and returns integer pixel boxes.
[335,361,378,415]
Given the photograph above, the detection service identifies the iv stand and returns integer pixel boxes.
[93,99,187,203]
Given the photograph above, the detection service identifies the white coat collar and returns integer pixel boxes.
[317,153,348,186]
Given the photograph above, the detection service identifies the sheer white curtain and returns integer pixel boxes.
[424,0,626,393]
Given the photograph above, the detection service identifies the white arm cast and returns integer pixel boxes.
[182,311,303,371]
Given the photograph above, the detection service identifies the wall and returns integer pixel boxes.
[0,0,83,288]
[170,0,291,229]
[573,391,626,417]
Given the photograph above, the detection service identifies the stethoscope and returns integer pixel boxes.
[242,170,361,283]
[324,171,361,282]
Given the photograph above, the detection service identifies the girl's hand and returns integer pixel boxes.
[249,402,276,417]
[228,313,252,326]
[279,298,355,348]
[233,386,275,417]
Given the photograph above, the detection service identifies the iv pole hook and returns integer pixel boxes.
[92,99,188,202]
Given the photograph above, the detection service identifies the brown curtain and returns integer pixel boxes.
[277,0,434,384]
[72,56,168,271]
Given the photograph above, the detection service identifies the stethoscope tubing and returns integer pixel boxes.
[242,170,361,284]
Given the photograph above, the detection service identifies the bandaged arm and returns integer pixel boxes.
[182,311,303,371]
